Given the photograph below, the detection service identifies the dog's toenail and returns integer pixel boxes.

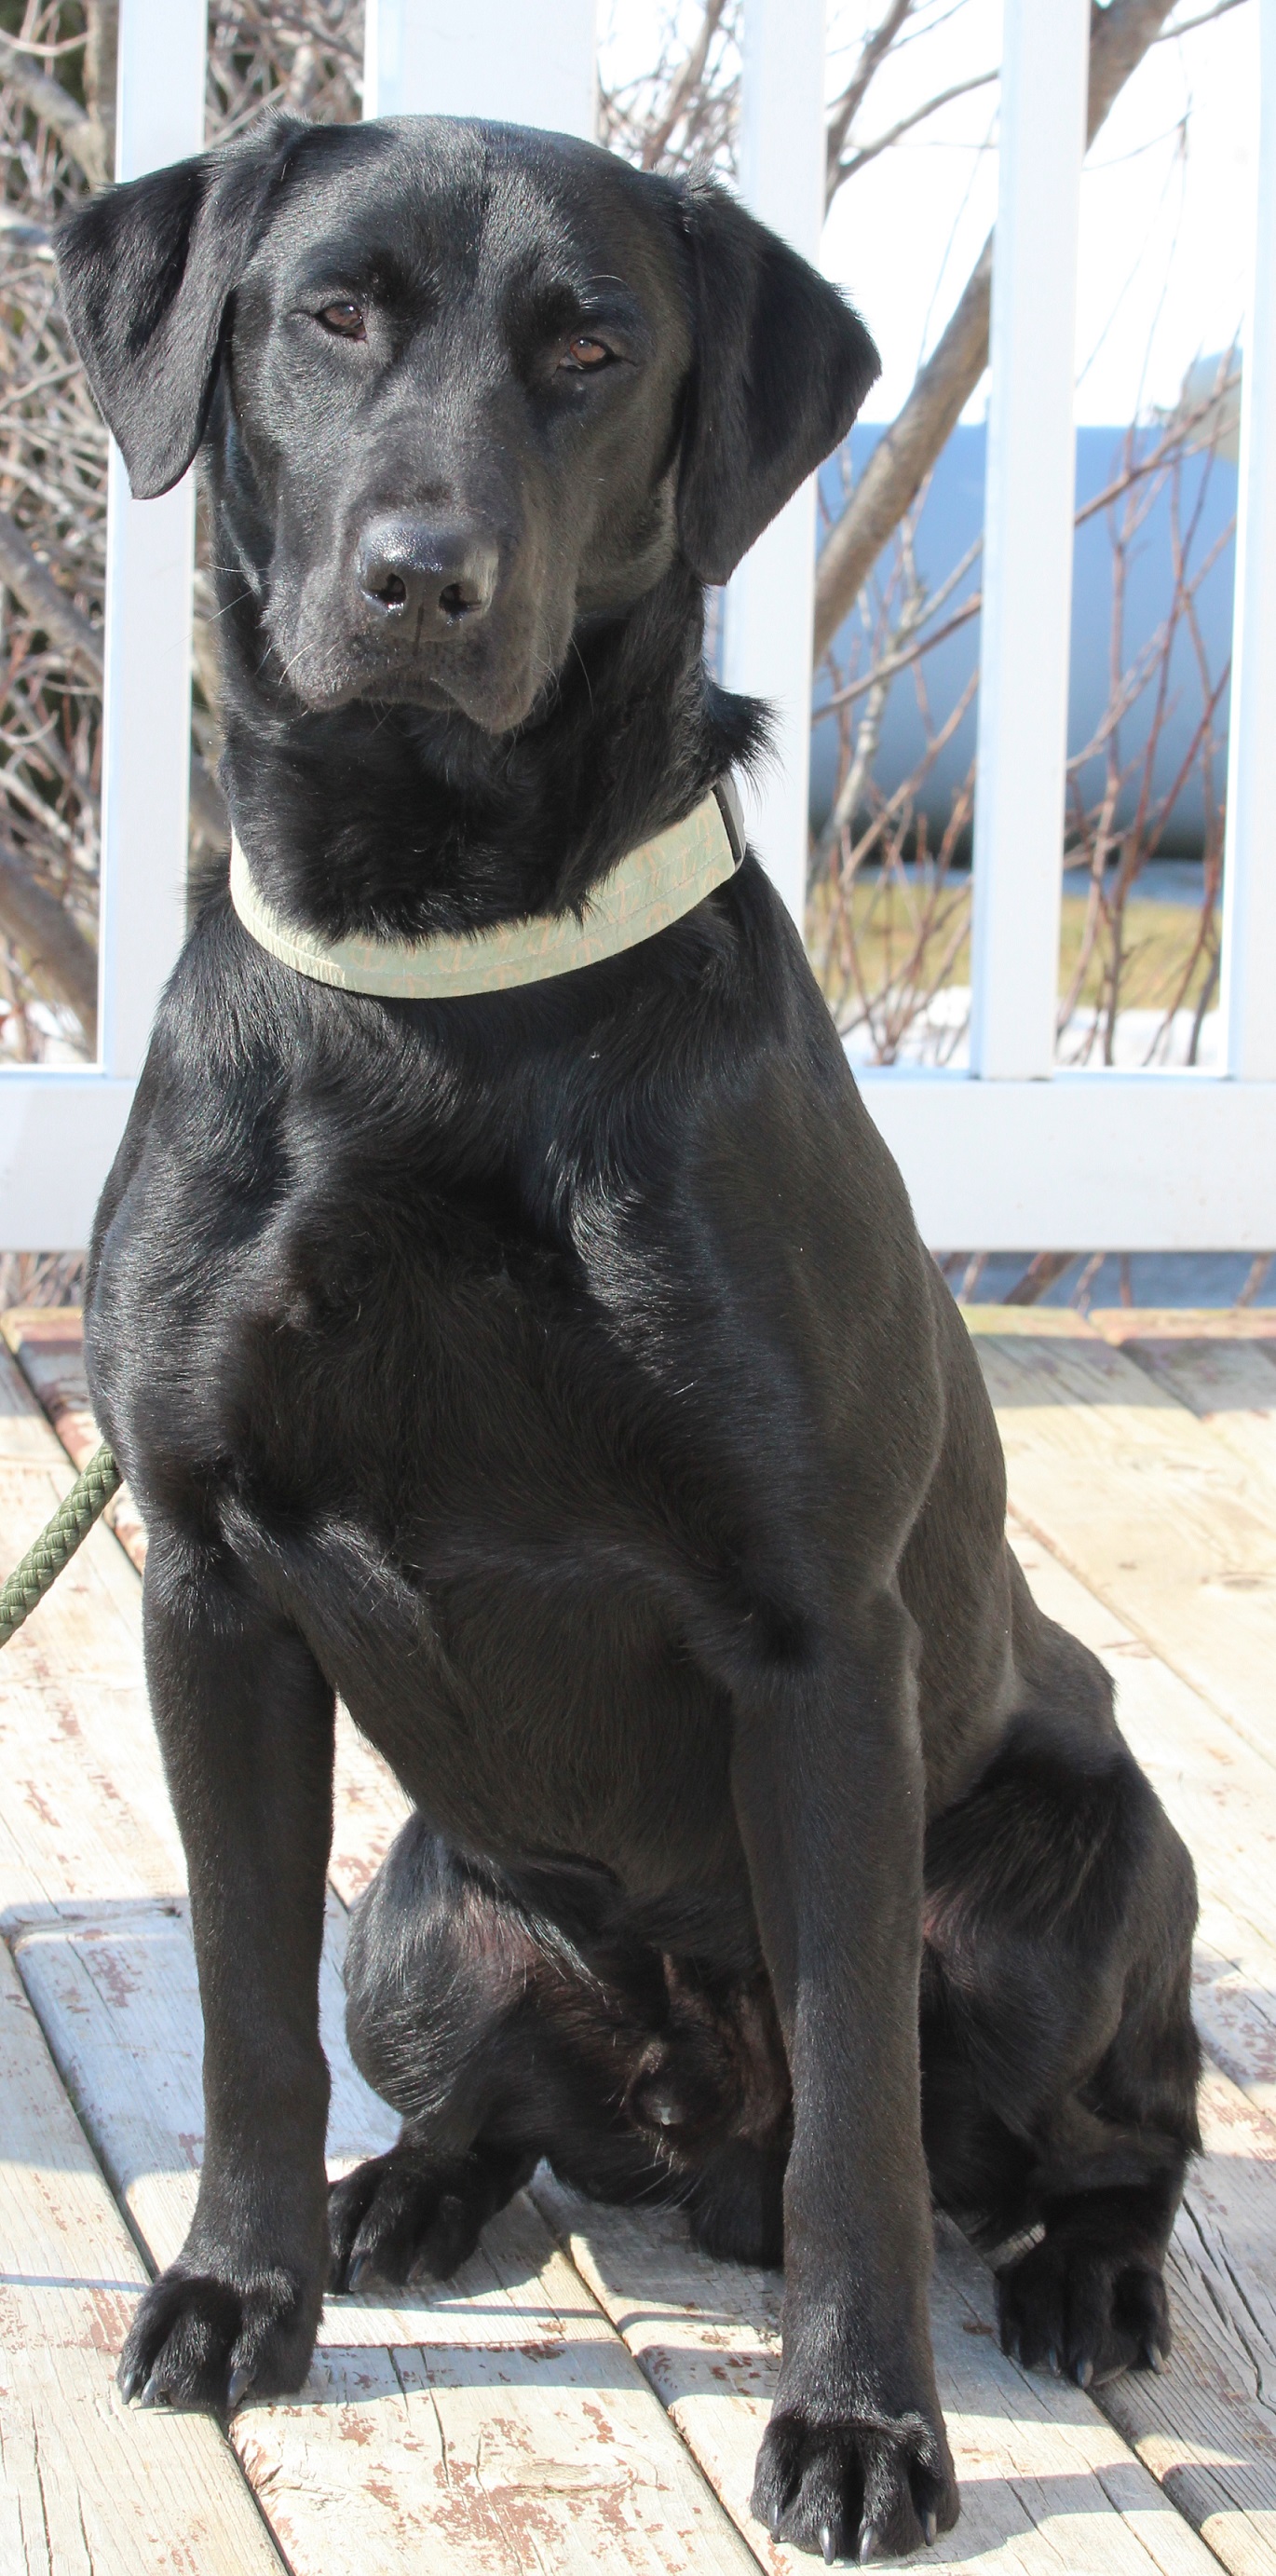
[820,2522,837,2564]
[922,2509,938,2544]
[140,2370,166,2408]
[1074,2356,1094,2389]
[227,2365,254,2409]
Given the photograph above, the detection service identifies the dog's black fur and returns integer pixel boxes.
[57,114,1200,2563]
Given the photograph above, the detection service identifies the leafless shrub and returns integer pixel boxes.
[808,360,1237,1078]
[599,0,740,179]
[808,461,979,1064]
[0,1247,85,1307]
[1058,362,1236,1070]
[1,3,109,1066]
[0,0,363,1078]
[3,0,986,1071]
[3,0,1245,1315]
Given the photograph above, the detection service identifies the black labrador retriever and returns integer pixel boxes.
[56,114,1200,2564]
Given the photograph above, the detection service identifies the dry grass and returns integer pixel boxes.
[809,879,1217,1038]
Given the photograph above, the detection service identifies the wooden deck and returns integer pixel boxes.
[3,1301,1276,2576]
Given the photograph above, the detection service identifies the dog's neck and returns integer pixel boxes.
[212,556,764,945]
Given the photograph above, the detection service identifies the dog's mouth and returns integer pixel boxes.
[272,619,562,734]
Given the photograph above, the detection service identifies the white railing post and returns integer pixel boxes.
[1221,0,1276,1080]
[363,0,596,136]
[721,0,826,930]
[968,0,1088,1081]
[96,0,206,1081]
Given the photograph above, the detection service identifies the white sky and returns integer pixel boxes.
[601,0,1259,429]
[822,0,1258,425]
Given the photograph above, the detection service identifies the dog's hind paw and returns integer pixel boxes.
[117,2258,319,2415]
[750,2404,957,2562]
[328,2137,532,2292]
[997,2234,1171,2389]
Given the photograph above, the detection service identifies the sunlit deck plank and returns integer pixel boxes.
[0,1942,284,2576]
[535,2186,1219,2576]
[0,1342,756,2576]
[1009,1520,1276,2119]
[12,1903,760,2576]
[7,1307,1276,2567]
[1089,1310,1276,1493]
[966,1312,1276,1767]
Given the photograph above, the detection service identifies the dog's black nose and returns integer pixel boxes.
[357,520,498,629]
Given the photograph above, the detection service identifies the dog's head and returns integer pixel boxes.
[58,116,877,732]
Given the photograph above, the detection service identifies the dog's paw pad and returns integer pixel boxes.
[750,2404,957,2560]
[117,2261,318,2415]
[997,2238,1171,2390]
[329,2148,489,2291]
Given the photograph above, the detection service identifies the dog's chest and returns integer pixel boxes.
[217,1228,753,1879]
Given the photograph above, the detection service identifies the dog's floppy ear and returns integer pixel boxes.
[55,116,305,499]
[674,179,879,587]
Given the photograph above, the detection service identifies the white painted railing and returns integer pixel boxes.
[2,0,1274,1252]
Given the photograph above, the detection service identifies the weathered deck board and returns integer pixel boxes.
[0,1354,183,1924]
[9,1304,1276,2568]
[2,1313,411,1909]
[12,1903,760,2576]
[331,1709,413,1909]
[1087,1313,1276,1493]
[0,1942,284,2575]
[1,1348,760,2575]
[1,1309,146,1570]
[1105,2065,1276,2576]
[1090,1312,1276,1344]
[1004,1520,1276,2569]
[1008,1522,1276,2114]
[535,2184,1218,2576]
[966,1315,1276,1766]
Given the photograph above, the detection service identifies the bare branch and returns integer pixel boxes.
[825,1,915,210]
[1154,0,1248,37]
[83,1,118,185]
[188,754,230,849]
[817,592,984,718]
[0,508,102,678]
[0,32,110,186]
[812,0,1183,662]
[0,840,98,1044]
[640,0,728,168]
[1003,1252,1076,1304]
[832,68,998,195]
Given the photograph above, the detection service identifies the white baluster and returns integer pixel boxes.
[363,0,597,136]
[969,0,1088,1080]
[1221,0,1276,1080]
[721,0,827,930]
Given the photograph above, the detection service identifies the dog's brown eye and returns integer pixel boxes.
[319,301,366,339]
[561,336,610,372]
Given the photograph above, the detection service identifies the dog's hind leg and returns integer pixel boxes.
[329,1817,678,2290]
[921,1583,1201,2391]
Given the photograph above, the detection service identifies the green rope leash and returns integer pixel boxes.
[0,1443,121,1645]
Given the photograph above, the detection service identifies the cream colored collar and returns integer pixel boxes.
[229,782,742,1000]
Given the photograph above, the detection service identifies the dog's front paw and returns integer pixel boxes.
[117,2257,321,2414]
[997,2234,1171,2389]
[751,2404,957,2564]
[329,2139,531,2291]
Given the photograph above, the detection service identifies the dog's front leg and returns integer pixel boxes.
[731,1592,958,2563]
[118,1527,334,2414]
